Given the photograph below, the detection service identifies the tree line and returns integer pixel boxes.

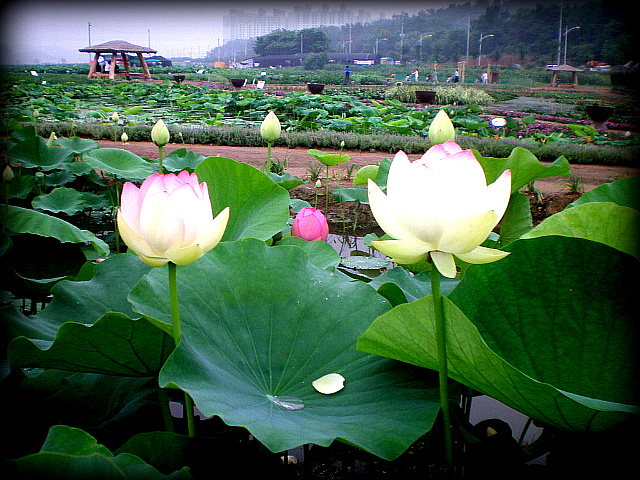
[245,0,635,67]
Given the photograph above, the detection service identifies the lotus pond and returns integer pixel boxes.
[3,78,637,148]
[1,89,638,478]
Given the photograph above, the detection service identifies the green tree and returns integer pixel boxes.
[303,52,329,70]
[254,28,329,56]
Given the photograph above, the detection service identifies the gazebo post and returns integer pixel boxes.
[137,53,152,80]
[109,52,117,80]
[88,52,100,78]
[121,52,131,79]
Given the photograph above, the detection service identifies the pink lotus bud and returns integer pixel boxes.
[117,171,229,267]
[291,207,329,242]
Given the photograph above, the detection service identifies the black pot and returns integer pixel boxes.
[307,83,325,94]
[415,90,437,104]
[586,105,614,123]
[173,75,185,83]
[230,78,246,88]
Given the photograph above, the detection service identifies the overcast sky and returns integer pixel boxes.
[0,0,457,64]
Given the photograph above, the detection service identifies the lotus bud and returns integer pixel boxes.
[110,112,119,123]
[291,207,329,242]
[260,111,281,144]
[428,109,456,145]
[151,119,170,147]
[47,131,57,146]
[121,132,129,143]
[3,165,14,183]
[340,140,345,149]
[315,179,322,189]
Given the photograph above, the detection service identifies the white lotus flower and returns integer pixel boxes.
[367,141,511,278]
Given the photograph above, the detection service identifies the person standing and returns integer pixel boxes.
[413,69,419,82]
[453,69,459,83]
[343,65,352,85]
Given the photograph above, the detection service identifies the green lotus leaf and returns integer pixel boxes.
[523,201,639,259]
[129,239,441,460]
[569,175,639,210]
[8,312,173,377]
[8,135,74,171]
[82,147,154,180]
[5,425,191,479]
[31,187,86,215]
[3,205,109,256]
[195,157,290,242]
[474,147,571,193]
[358,236,638,432]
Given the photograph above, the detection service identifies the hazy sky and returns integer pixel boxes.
[0,0,454,64]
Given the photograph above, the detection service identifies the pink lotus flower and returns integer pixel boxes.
[368,140,511,278]
[291,207,329,241]
[117,171,229,267]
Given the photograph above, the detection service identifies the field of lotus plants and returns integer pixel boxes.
[3,75,637,150]
[1,74,638,479]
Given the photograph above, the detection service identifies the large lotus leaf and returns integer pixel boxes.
[5,425,192,480]
[129,239,441,460]
[8,135,74,171]
[473,147,571,193]
[523,202,639,259]
[369,267,459,307]
[195,157,290,242]
[569,175,640,210]
[162,148,206,173]
[28,253,152,335]
[358,236,638,432]
[31,187,86,215]
[8,312,173,376]
[82,147,154,180]
[53,136,100,155]
[3,205,109,256]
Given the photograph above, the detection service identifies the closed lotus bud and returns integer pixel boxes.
[111,112,119,122]
[47,131,57,146]
[121,132,129,143]
[428,109,456,145]
[291,207,329,242]
[151,119,170,147]
[3,165,14,183]
[315,179,322,188]
[260,111,281,143]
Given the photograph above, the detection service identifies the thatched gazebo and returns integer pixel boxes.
[79,40,157,80]
[546,64,584,87]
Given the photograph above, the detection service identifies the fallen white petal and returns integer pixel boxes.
[312,373,345,394]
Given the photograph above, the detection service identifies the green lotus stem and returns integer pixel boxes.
[265,142,272,174]
[168,262,195,437]
[431,266,453,473]
[158,146,164,174]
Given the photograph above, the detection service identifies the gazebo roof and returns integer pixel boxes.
[79,40,156,54]
[546,64,584,72]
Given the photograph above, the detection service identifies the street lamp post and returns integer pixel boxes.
[375,37,387,56]
[477,33,494,66]
[563,26,580,65]
[419,34,433,62]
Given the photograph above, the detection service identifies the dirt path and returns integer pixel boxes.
[101,140,639,196]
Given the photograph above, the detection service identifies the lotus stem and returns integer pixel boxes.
[265,142,272,174]
[158,146,164,174]
[168,262,196,438]
[431,266,453,474]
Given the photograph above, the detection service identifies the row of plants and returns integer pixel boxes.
[1,110,637,478]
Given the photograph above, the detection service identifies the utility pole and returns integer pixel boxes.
[556,2,563,65]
